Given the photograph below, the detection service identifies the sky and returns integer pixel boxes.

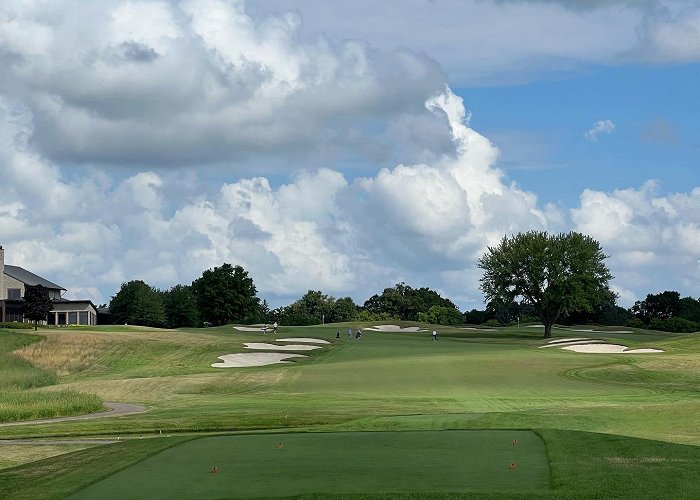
[1,0,699,311]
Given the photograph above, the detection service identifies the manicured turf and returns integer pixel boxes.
[71,431,548,499]
[0,322,698,498]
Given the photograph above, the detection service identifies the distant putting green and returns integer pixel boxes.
[70,430,549,499]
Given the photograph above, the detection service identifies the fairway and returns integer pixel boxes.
[70,430,549,499]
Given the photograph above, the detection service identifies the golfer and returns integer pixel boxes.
[347,328,352,339]
[272,322,278,334]
[432,330,438,341]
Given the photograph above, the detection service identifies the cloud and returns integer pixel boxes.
[247,0,700,86]
[0,82,562,309]
[0,0,448,169]
[572,181,700,303]
[1,0,699,312]
[634,5,700,63]
[585,120,616,142]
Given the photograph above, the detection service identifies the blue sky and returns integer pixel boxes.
[460,63,700,206]
[1,0,699,311]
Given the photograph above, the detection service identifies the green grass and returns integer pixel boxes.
[0,322,698,498]
[0,331,103,422]
[70,430,549,499]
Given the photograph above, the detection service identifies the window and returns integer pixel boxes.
[7,288,21,300]
[68,312,78,324]
[79,311,88,325]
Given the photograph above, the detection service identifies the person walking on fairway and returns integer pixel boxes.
[347,328,352,339]
[272,322,278,334]
[432,329,438,341]
[356,328,362,340]
[336,331,340,339]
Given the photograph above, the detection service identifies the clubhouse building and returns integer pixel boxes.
[0,245,97,326]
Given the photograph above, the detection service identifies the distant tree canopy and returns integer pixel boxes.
[479,231,613,338]
[191,263,261,326]
[363,283,458,321]
[109,280,166,327]
[275,290,359,326]
[631,291,700,332]
[22,284,53,330]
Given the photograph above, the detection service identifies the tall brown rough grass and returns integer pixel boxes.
[14,332,112,376]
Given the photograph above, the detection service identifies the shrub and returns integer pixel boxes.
[0,322,32,330]
[484,319,501,327]
[649,317,700,333]
[625,317,646,329]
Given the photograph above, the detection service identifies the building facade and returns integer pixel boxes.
[0,245,97,326]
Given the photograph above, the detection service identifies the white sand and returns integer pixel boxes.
[364,325,423,332]
[546,337,590,344]
[233,326,266,332]
[539,340,607,348]
[561,343,664,354]
[459,327,497,331]
[622,348,665,353]
[212,353,307,368]
[561,344,629,353]
[276,338,330,344]
[243,342,322,351]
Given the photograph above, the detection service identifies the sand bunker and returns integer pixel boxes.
[546,337,590,344]
[364,325,424,332]
[243,342,322,351]
[543,337,664,354]
[212,353,307,368]
[233,326,266,332]
[539,340,607,348]
[560,344,664,354]
[276,338,330,344]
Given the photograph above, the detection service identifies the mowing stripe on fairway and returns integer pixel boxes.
[70,430,549,499]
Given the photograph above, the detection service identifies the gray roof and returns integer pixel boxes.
[51,301,96,312]
[3,265,65,291]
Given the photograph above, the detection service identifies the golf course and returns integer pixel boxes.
[0,322,698,499]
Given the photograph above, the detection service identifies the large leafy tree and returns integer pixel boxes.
[109,280,166,327]
[478,231,613,338]
[163,284,200,328]
[191,263,261,326]
[22,284,54,330]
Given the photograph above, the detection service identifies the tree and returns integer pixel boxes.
[363,283,457,321]
[22,284,53,330]
[109,280,166,327]
[333,297,359,322]
[418,305,464,325]
[478,231,613,338]
[632,291,682,324]
[191,263,261,326]
[163,285,199,328]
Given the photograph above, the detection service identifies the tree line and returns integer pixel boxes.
[107,231,700,334]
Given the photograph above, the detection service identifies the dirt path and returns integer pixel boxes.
[0,402,148,428]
